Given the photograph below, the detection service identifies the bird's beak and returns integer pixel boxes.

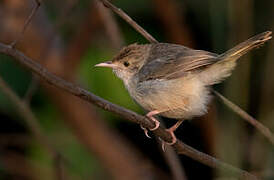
[94,61,117,68]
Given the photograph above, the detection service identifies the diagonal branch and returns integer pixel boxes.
[100,0,158,43]
[10,0,41,48]
[24,0,79,103]
[1,1,155,178]
[213,90,274,145]
[0,43,257,180]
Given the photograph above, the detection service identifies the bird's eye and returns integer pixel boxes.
[123,61,130,67]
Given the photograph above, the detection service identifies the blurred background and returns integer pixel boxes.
[0,0,273,179]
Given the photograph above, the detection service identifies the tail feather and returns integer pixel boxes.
[200,31,272,85]
[219,31,272,61]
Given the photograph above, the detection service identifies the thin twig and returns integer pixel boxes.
[24,0,78,103]
[99,0,158,43]
[213,90,274,145]
[10,0,41,48]
[0,75,68,179]
[0,43,257,180]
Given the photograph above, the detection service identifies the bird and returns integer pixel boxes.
[95,31,272,146]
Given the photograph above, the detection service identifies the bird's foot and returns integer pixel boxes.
[165,128,177,145]
[146,110,160,131]
[160,120,184,151]
[160,128,177,151]
[140,110,161,138]
[140,125,151,138]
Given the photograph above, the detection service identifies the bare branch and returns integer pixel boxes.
[1,2,156,178]
[24,0,78,103]
[213,90,274,145]
[10,0,41,48]
[0,43,257,180]
[99,0,158,43]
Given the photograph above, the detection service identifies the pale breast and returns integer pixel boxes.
[127,75,211,119]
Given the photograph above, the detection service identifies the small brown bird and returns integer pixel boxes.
[95,31,272,145]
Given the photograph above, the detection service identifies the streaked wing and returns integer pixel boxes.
[137,43,218,82]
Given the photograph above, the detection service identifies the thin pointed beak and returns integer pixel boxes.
[94,61,117,68]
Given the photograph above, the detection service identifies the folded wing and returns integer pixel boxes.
[137,43,218,82]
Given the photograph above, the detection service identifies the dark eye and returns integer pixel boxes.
[123,61,130,67]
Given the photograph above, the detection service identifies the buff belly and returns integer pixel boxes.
[128,75,211,119]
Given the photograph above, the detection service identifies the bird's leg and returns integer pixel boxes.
[140,110,161,138]
[161,120,184,151]
[146,110,160,130]
[165,120,184,145]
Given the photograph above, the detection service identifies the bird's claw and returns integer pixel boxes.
[140,125,151,138]
[165,128,177,145]
[139,117,159,138]
[158,137,166,151]
[146,111,160,131]
[159,128,177,151]
[149,118,160,131]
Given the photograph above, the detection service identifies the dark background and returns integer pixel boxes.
[0,0,273,179]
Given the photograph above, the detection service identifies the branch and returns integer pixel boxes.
[24,0,79,103]
[0,1,157,178]
[213,90,274,145]
[0,43,257,180]
[100,0,158,43]
[10,0,41,48]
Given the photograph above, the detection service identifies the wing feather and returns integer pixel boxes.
[137,43,218,82]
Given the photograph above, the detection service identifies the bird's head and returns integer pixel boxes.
[95,43,149,83]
